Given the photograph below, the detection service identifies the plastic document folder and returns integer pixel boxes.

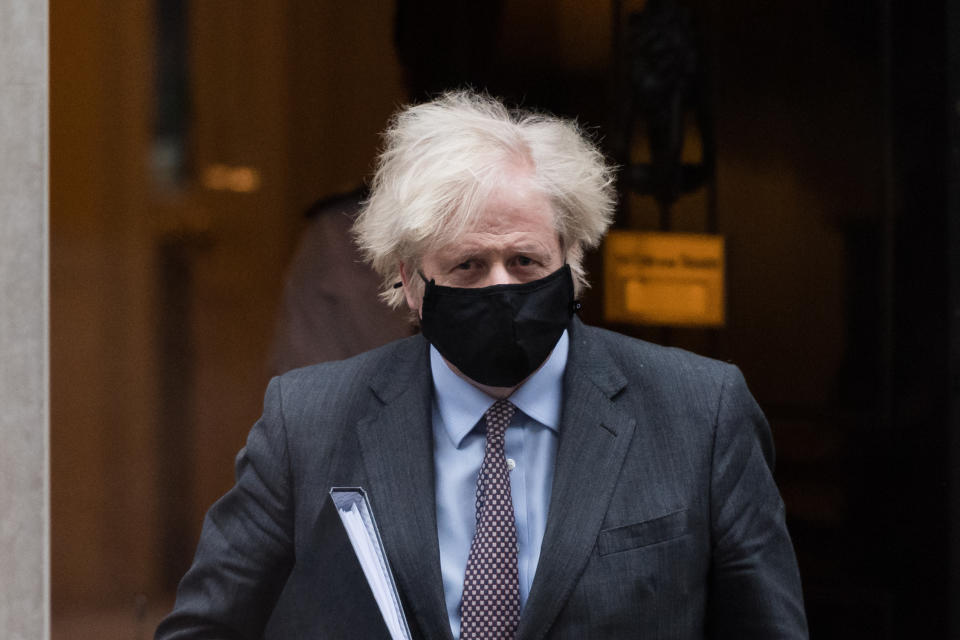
[324,487,412,640]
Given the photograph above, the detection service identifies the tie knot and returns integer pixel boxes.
[483,399,516,438]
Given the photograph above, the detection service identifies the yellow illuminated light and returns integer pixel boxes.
[604,231,725,326]
[201,163,262,193]
[625,280,708,316]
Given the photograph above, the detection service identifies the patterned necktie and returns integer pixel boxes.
[460,399,520,640]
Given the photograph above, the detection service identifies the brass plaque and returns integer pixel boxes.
[603,231,725,326]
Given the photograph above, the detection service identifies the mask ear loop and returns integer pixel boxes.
[393,271,434,288]
[557,236,581,313]
[558,243,582,314]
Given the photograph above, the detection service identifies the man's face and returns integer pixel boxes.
[401,175,564,314]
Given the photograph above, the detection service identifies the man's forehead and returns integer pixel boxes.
[413,177,563,264]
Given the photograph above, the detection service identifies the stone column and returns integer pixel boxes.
[0,0,49,638]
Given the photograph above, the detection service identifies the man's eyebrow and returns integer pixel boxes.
[511,242,551,253]
[436,238,555,258]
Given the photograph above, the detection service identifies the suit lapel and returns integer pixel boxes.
[355,336,454,640]
[517,319,639,640]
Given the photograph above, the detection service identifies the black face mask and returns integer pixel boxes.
[419,264,577,387]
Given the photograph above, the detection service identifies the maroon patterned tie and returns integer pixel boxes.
[460,399,520,640]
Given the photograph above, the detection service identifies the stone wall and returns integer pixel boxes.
[0,0,49,638]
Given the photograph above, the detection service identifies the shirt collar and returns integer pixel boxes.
[430,330,568,448]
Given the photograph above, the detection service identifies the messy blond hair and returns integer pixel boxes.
[353,90,616,309]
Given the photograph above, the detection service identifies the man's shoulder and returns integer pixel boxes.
[573,321,737,388]
[573,322,757,436]
[260,334,428,432]
[276,333,426,389]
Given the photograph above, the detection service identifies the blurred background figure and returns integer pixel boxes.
[267,187,412,375]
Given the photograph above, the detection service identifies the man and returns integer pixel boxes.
[157,91,808,639]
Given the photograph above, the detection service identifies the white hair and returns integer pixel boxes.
[353,90,616,309]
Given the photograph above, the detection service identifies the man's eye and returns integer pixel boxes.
[455,261,473,270]
[516,256,533,267]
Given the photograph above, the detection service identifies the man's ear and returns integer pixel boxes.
[398,262,421,313]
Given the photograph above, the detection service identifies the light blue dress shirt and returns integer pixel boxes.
[430,331,568,639]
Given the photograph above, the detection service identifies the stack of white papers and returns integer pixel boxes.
[331,489,412,640]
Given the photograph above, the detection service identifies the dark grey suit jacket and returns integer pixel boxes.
[157,318,808,639]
